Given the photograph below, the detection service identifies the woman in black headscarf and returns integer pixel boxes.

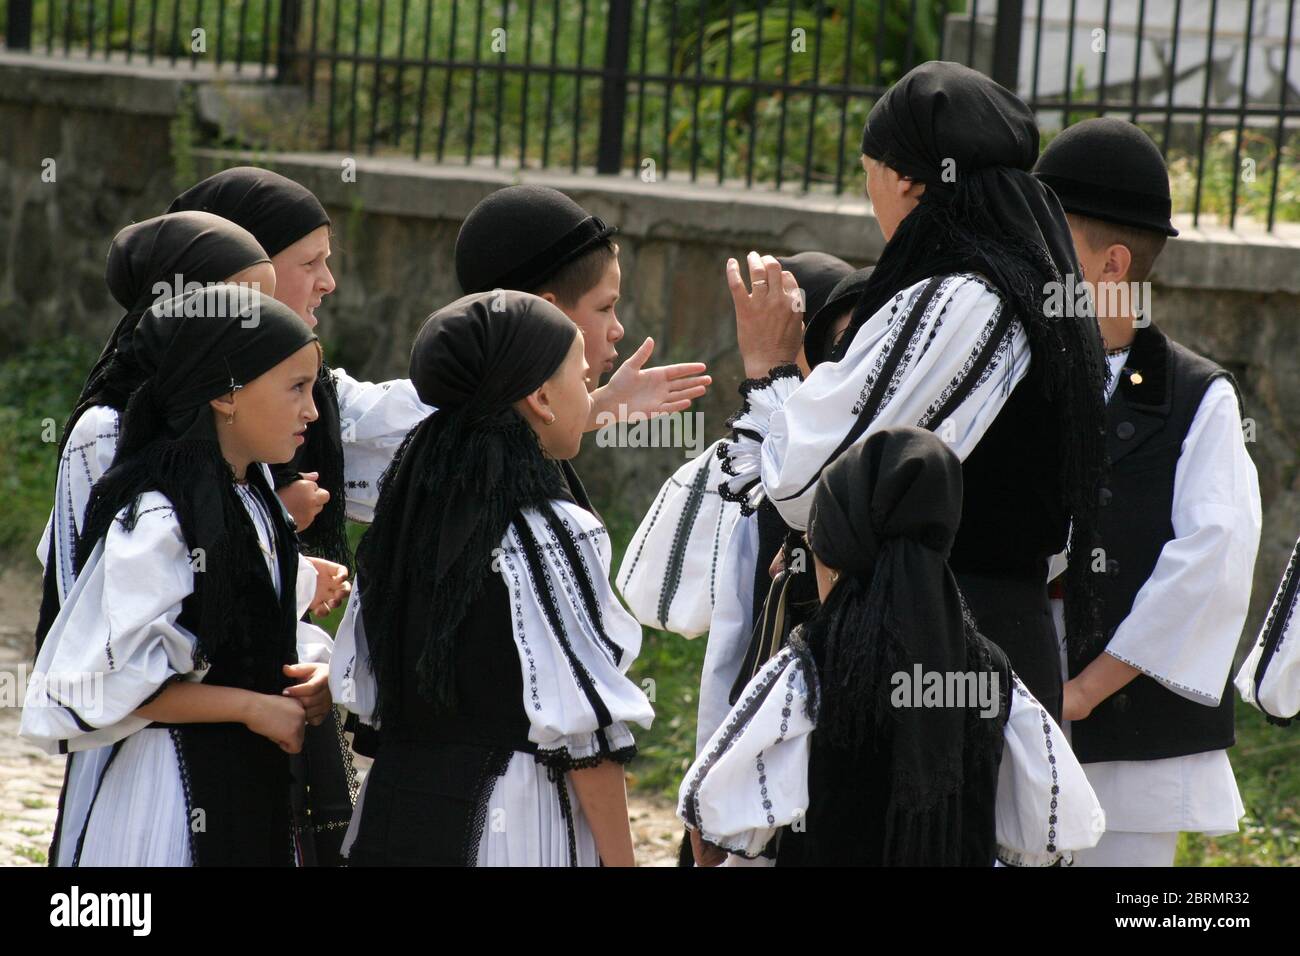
[36,211,273,654]
[169,166,437,771]
[23,284,339,866]
[679,428,1106,867]
[332,290,654,866]
[717,61,1108,722]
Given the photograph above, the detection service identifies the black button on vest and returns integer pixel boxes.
[1068,324,1240,763]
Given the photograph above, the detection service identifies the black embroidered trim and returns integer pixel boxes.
[777,276,946,504]
[1014,679,1060,856]
[71,738,127,867]
[540,508,622,666]
[619,481,670,584]
[512,514,614,730]
[555,770,579,866]
[464,748,515,867]
[168,727,199,867]
[1252,534,1300,726]
[680,651,791,857]
[500,542,542,712]
[537,741,638,775]
[916,302,1016,432]
[657,458,713,628]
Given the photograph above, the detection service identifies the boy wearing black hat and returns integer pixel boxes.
[1035,117,1261,866]
[454,184,711,428]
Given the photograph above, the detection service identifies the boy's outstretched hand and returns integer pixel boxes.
[586,336,711,432]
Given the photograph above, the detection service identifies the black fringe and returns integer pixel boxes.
[355,406,568,725]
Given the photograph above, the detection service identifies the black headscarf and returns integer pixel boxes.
[776,252,853,327]
[843,60,1107,657]
[454,185,618,295]
[802,426,1004,866]
[170,167,350,568]
[35,213,270,657]
[168,166,332,257]
[76,285,319,668]
[356,291,579,723]
[802,266,875,364]
[57,212,269,458]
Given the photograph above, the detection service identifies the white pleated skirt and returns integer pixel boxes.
[475,752,600,866]
[76,729,191,867]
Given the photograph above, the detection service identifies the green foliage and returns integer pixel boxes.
[0,337,102,566]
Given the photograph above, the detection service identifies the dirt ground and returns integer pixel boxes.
[0,566,680,867]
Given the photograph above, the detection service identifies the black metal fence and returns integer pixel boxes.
[4,1,1299,230]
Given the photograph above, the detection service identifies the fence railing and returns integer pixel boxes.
[4,0,1298,231]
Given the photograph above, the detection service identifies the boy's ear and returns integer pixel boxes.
[1103,242,1134,283]
[538,291,559,305]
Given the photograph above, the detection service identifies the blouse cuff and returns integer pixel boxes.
[295,621,334,665]
[535,722,638,774]
[996,846,1071,868]
[717,365,802,515]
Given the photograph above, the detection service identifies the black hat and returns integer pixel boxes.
[1034,118,1178,237]
[776,252,854,328]
[454,185,618,295]
[802,266,875,369]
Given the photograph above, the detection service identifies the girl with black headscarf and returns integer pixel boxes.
[169,166,436,566]
[330,291,654,866]
[678,428,1104,866]
[714,61,1109,725]
[35,211,275,654]
[22,285,341,866]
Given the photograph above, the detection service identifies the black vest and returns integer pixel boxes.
[949,359,1070,720]
[1068,323,1238,763]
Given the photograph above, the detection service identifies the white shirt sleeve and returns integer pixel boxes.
[329,580,378,724]
[20,494,202,754]
[498,501,655,769]
[996,674,1106,866]
[331,367,436,524]
[1236,535,1300,721]
[39,405,121,600]
[677,645,817,859]
[718,275,1031,530]
[615,438,743,637]
[1103,378,1262,704]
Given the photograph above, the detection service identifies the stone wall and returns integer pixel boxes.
[1,51,1297,641]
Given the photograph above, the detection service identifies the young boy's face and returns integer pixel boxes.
[557,257,624,390]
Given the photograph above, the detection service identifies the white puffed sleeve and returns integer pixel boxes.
[331,368,436,524]
[677,645,817,859]
[38,405,121,601]
[21,494,203,754]
[1237,535,1300,723]
[498,500,655,769]
[616,438,743,637]
[718,274,1030,531]
[330,581,379,725]
[996,674,1106,866]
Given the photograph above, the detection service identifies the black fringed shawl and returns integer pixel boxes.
[797,427,1006,866]
[355,290,580,725]
[831,60,1109,662]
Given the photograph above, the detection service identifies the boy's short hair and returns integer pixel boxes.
[527,239,619,307]
[1066,212,1167,282]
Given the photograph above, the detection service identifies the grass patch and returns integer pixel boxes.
[0,338,103,567]
[12,844,47,864]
